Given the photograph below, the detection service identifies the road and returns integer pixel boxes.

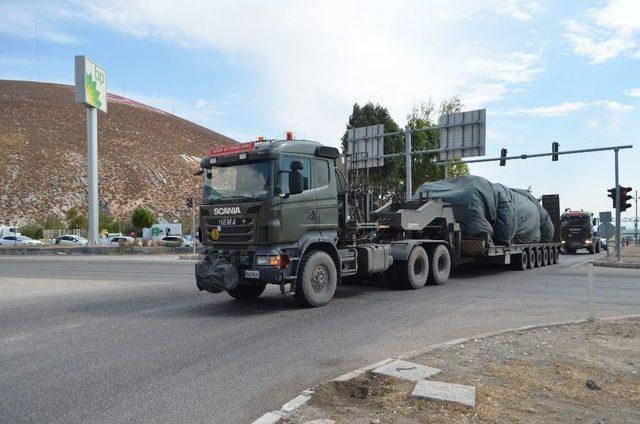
[1,253,639,423]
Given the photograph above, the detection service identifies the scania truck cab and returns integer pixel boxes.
[560,210,600,254]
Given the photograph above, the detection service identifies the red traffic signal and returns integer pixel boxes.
[619,186,632,211]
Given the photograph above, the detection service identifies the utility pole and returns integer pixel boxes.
[614,148,621,261]
[633,190,638,246]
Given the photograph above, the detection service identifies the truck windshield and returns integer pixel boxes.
[561,216,590,227]
[204,160,272,203]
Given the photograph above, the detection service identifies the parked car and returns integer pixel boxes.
[54,235,88,246]
[160,236,191,246]
[0,235,42,246]
[103,236,134,246]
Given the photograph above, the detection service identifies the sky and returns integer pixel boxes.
[1,0,639,222]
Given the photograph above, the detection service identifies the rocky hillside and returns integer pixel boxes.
[0,80,235,225]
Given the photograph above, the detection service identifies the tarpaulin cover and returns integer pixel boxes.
[413,175,554,245]
[195,259,239,293]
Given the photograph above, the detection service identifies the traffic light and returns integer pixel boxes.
[619,186,632,211]
[186,197,194,208]
[607,188,616,209]
[499,148,507,166]
[552,142,559,161]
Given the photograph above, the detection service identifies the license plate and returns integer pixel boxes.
[245,270,260,279]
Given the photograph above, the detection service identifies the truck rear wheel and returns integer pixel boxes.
[295,250,337,307]
[396,246,429,289]
[227,284,266,300]
[542,248,549,266]
[553,248,560,264]
[428,245,450,285]
[534,248,542,267]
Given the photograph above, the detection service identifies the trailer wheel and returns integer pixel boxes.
[295,250,337,307]
[527,248,535,269]
[534,248,542,267]
[513,252,528,270]
[553,247,560,264]
[542,248,549,266]
[227,284,266,300]
[428,245,451,285]
[396,246,429,289]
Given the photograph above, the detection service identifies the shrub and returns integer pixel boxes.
[20,223,43,240]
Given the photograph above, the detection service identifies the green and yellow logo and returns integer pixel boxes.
[85,70,104,109]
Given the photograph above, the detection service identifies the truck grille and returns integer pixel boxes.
[206,217,254,245]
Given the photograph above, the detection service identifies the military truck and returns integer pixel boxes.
[195,138,562,307]
[560,210,600,254]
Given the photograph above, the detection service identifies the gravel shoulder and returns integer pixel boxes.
[286,317,640,423]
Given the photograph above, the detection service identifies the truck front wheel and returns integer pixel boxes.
[396,246,429,289]
[428,245,451,285]
[227,284,266,300]
[295,250,337,307]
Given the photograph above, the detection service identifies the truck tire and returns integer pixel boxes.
[553,248,560,264]
[227,284,266,300]
[396,246,429,289]
[428,245,451,285]
[595,242,601,254]
[542,248,549,266]
[295,250,337,307]
[527,248,535,269]
[588,244,595,254]
[512,252,528,270]
[534,248,542,267]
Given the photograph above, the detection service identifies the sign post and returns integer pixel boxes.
[75,56,107,245]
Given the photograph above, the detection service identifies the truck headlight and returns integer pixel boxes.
[255,254,290,269]
[585,239,592,244]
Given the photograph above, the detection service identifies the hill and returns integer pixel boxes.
[0,80,235,226]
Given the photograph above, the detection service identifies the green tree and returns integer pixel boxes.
[406,96,469,188]
[131,206,155,232]
[39,214,65,231]
[66,207,88,230]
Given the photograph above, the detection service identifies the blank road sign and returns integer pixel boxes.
[439,109,486,161]
[599,211,612,223]
[347,124,385,169]
[598,222,615,239]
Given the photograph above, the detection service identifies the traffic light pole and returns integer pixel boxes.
[615,149,621,262]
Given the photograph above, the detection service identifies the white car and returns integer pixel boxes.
[104,236,134,246]
[0,235,42,246]
[160,236,192,246]
[54,235,88,245]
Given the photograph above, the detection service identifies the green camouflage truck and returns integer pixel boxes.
[195,138,562,307]
[560,210,600,254]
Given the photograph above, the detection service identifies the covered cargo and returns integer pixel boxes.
[413,175,553,245]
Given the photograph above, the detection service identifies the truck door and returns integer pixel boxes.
[278,155,318,243]
[313,158,338,233]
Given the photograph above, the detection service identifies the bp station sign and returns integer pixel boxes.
[75,55,108,113]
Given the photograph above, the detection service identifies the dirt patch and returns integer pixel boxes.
[600,244,640,264]
[285,318,640,423]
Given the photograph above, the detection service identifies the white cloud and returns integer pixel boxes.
[40,0,544,146]
[496,100,634,117]
[0,1,78,44]
[563,0,640,64]
[624,88,640,98]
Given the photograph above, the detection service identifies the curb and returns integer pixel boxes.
[592,261,640,269]
[0,246,194,256]
[251,313,640,424]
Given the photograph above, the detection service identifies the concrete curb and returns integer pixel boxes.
[592,261,640,269]
[251,313,640,424]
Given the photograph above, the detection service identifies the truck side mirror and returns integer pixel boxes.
[289,170,304,195]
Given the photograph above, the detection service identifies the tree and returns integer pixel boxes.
[66,207,88,230]
[406,96,469,188]
[20,223,43,240]
[131,206,155,232]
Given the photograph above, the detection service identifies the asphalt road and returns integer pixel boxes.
[1,253,639,423]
